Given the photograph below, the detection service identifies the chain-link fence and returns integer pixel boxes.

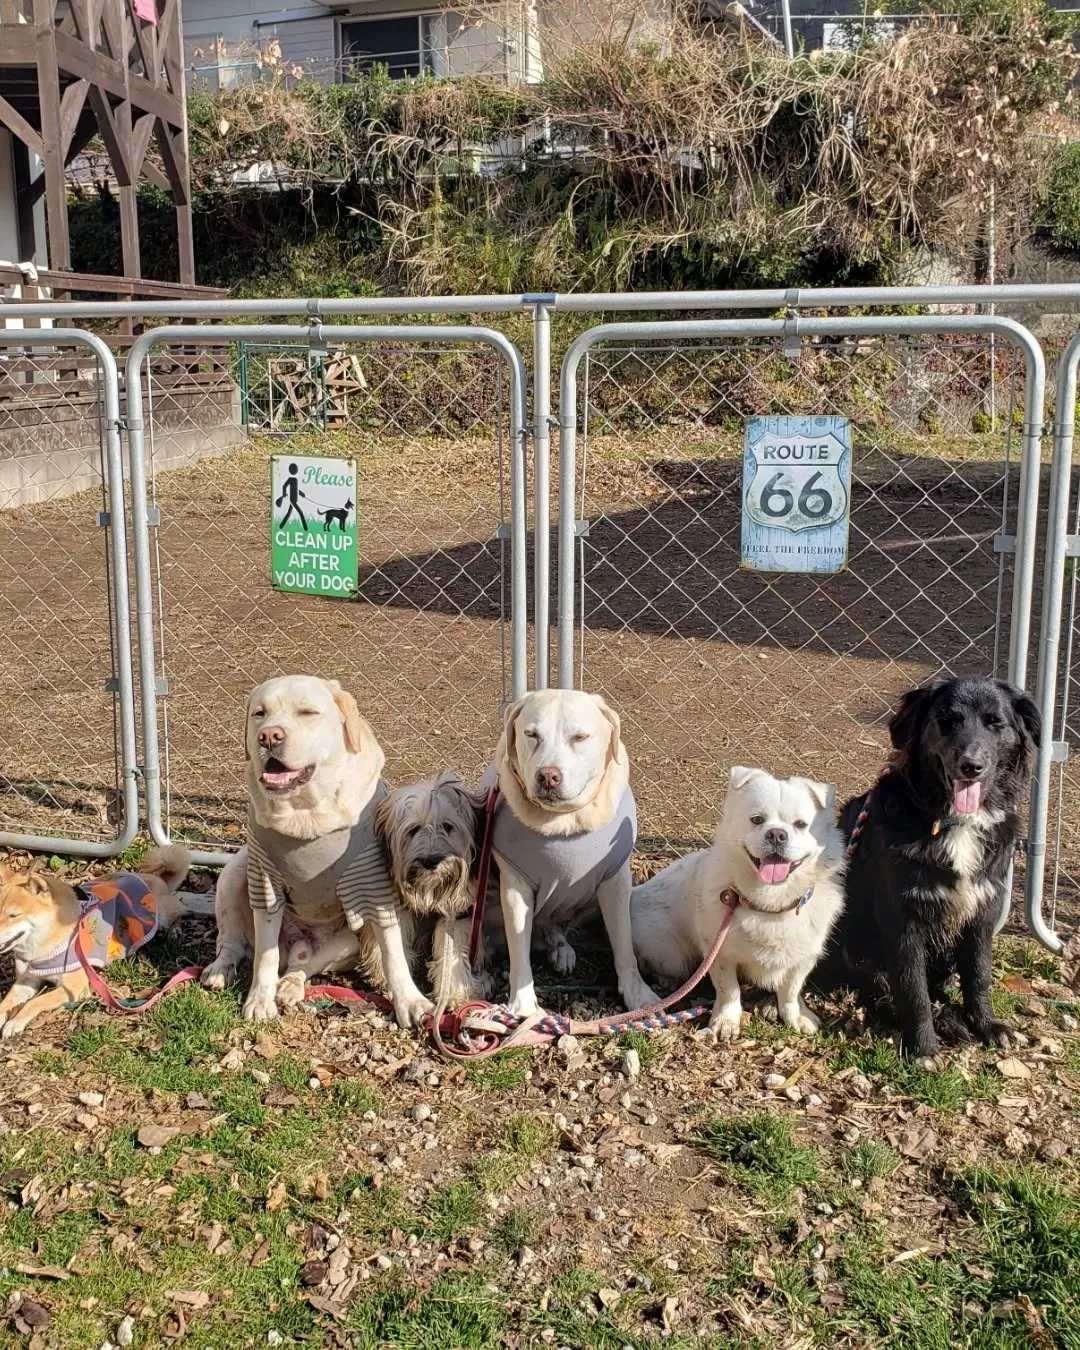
[556,316,1044,875]
[0,330,138,855]
[125,324,527,862]
[0,290,1075,952]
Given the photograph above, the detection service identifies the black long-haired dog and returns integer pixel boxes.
[825,677,1040,1059]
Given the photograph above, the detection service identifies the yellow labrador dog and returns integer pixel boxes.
[485,689,659,1017]
[202,675,432,1028]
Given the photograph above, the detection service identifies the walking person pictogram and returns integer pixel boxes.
[276,463,308,529]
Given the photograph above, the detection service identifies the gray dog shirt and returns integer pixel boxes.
[490,782,637,918]
[246,780,397,931]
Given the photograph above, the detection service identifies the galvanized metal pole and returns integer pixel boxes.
[781,0,795,57]
[532,300,552,689]
[0,330,140,857]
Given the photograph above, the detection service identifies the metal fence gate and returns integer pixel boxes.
[124,324,527,865]
[0,287,1077,953]
[0,329,138,857]
[556,316,1044,885]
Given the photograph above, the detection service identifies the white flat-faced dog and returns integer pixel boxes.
[376,770,487,1006]
[201,675,432,1028]
[485,689,658,1017]
[631,767,846,1040]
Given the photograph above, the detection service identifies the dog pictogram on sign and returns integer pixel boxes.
[270,455,358,597]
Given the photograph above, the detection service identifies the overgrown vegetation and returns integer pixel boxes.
[70,0,1077,296]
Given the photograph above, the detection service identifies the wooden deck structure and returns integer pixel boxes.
[0,0,195,286]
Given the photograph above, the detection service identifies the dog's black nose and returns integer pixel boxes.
[258,725,285,749]
[959,755,986,779]
[419,854,445,870]
[764,826,788,850]
[536,766,562,792]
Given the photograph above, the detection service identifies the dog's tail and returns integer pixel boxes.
[138,844,192,893]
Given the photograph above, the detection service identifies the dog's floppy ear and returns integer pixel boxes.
[1000,682,1042,764]
[24,870,50,897]
[328,680,366,755]
[805,780,835,813]
[730,765,768,791]
[889,681,943,754]
[591,693,622,765]
[500,695,529,782]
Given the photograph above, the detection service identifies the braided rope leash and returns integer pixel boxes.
[845,763,895,858]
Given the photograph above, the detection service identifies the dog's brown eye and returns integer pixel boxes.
[297,709,320,718]
[794,819,808,831]
[750,815,765,827]
[523,729,540,740]
[569,733,590,745]
[252,709,264,719]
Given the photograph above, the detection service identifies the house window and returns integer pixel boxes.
[340,12,501,81]
[340,17,428,79]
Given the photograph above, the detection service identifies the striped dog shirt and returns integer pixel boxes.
[245,780,398,931]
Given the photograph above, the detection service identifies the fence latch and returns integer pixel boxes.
[495,522,510,541]
[1051,740,1070,764]
[1065,535,1080,559]
[96,510,111,528]
[575,520,591,539]
[993,535,1015,555]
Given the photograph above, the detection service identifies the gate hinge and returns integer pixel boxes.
[1065,535,1080,558]
[993,534,1015,555]
[575,519,590,538]
[1051,740,1070,763]
[155,677,169,697]
[96,510,110,528]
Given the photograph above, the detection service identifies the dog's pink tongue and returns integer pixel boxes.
[759,857,793,885]
[952,780,983,814]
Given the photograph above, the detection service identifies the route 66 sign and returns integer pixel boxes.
[740,416,852,574]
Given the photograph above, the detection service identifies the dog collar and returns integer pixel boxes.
[720,885,815,916]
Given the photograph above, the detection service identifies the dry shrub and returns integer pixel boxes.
[182,0,1075,291]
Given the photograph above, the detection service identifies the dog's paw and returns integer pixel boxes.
[915,1053,947,1073]
[619,975,660,1014]
[0,1017,28,1040]
[709,1014,742,1043]
[394,993,434,1030]
[242,989,280,1022]
[507,990,540,1018]
[974,1019,1016,1049]
[547,934,577,976]
[275,971,308,1010]
[200,959,237,992]
[791,1009,821,1036]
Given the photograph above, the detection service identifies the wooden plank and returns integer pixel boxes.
[59,77,90,155]
[0,25,35,61]
[0,93,44,159]
[34,0,70,272]
[0,265,226,298]
[130,109,155,176]
[119,184,140,279]
[53,29,181,125]
[87,85,131,183]
[176,193,195,284]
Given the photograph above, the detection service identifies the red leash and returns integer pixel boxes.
[467,787,500,968]
[74,919,203,1014]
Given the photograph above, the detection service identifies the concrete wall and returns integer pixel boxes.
[0,385,247,510]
